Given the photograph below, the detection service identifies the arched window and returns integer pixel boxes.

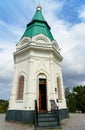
[57,76,62,100]
[17,75,24,100]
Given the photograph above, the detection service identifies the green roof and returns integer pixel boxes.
[21,6,54,41]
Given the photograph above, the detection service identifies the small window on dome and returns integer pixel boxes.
[37,39,47,43]
[17,37,30,48]
[21,40,28,46]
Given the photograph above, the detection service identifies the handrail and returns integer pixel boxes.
[50,100,60,125]
[50,100,57,111]
[34,100,38,127]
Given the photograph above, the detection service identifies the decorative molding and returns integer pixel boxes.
[32,34,52,44]
[15,100,23,103]
[37,59,47,71]
[25,92,36,95]
[17,37,31,49]
[35,68,49,78]
[17,71,27,79]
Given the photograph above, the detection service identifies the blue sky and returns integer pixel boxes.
[57,0,85,24]
[0,0,85,99]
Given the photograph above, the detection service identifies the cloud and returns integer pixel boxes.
[41,1,85,88]
[0,0,36,99]
[0,0,85,99]
[79,5,85,21]
[61,23,85,87]
[0,41,15,99]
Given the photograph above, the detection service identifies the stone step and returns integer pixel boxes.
[38,121,58,127]
[35,112,60,129]
[38,113,56,118]
[38,117,56,122]
[36,125,62,130]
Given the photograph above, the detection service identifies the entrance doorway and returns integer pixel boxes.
[39,78,47,111]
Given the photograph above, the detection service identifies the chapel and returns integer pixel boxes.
[6,5,68,128]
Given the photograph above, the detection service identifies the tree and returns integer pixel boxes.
[65,86,85,113]
[0,99,9,113]
[73,86,85,113]
[65,87,77,113]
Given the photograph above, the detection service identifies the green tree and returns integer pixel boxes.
[65,86,85,113]
[73,86,85,113]
[0,99,9,113]
[65,87,77,112]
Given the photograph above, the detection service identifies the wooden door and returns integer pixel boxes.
[39,79,47,111]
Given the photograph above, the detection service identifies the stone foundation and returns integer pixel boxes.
[5,108,69,123]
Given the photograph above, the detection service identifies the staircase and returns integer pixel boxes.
[37,112,61,129]
[34,100,61,129]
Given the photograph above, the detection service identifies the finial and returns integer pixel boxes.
[36,4,42,11]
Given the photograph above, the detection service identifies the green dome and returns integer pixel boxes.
[21,6,54,41]
[32,6,45,21]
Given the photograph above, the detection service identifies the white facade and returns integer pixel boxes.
[8,34,67,112]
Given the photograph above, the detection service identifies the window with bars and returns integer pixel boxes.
[17,75,24,100]
[57,76,62,100]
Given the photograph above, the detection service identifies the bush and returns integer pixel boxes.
[0,99,9,113]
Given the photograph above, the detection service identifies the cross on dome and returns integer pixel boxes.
[36,4,42,11]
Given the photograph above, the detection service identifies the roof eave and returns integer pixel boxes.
[27,20,51,30]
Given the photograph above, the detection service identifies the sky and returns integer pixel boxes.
[0,0,85,99]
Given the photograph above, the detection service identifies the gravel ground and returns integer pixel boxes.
[0,114,34,130]
[61,113,85,130]
[0,114,85,130]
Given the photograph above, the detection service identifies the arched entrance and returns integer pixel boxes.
[39,78,47,111]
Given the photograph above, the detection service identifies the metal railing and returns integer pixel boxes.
[50,100,60,125]
[34,100,38,127]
